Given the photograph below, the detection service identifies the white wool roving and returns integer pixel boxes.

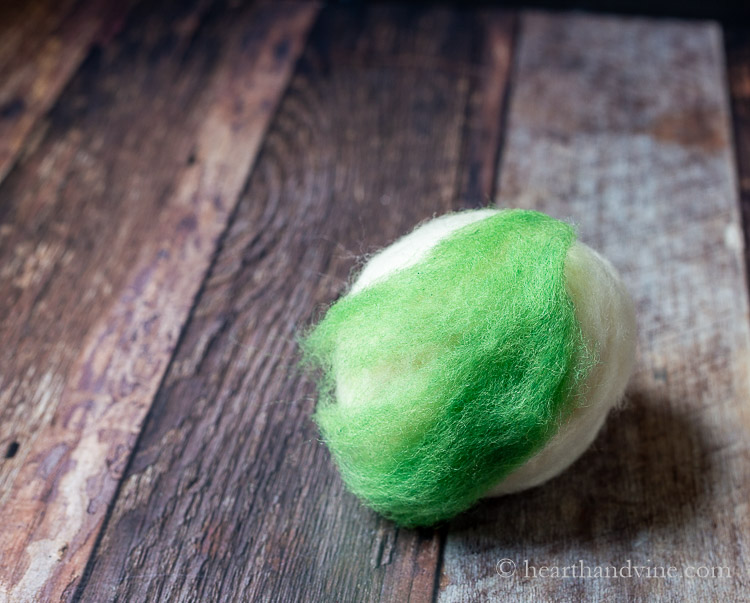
[348,209,635,496]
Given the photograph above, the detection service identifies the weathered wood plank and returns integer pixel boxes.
[438,12,750,602]
[0,1,317,601]
[0,0,133,185]
[76,7,515,602]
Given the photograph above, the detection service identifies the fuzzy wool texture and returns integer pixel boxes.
[301,209,636,527]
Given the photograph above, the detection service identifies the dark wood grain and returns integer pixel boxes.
[438,12,750,602]
[0,0,134,186]
[456,11,516,206]
[76,6,516,602]
[0,1,317,600]
[727,25,750,285]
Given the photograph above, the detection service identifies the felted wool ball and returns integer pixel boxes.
[302,209,636,527]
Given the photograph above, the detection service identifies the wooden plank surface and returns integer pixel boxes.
[3,4,748,602]
[0,1,317,600]
[0,0,133,186]
[727,25,750,279]
[438,12,750,602]
[75,6,515,602]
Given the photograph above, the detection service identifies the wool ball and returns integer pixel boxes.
[302,209,636,527]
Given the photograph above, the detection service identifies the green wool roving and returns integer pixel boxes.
[302,209,636,527]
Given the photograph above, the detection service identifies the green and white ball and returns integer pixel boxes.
[302,209,636,526]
